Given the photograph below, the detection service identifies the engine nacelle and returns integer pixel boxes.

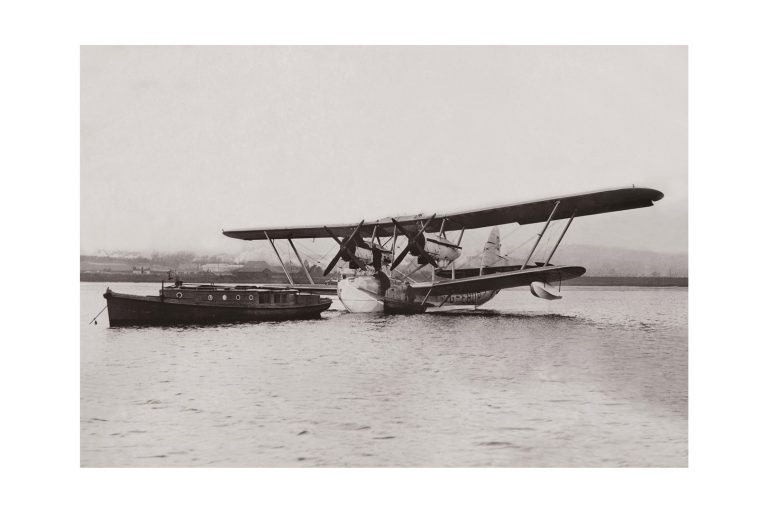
[372,244,392,264]
[418,235,461,268]
[353,246,373,264]
[341,245,389,270]
[341,246,373,269]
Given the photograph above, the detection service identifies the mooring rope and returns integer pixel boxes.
[89,304,108,325]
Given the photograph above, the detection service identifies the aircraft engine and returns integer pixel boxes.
[339,245,374,269]
[338,244,391,270]
[412,235,461,268]
[353,246,373,264]
[389,215,461,271]
[322,220,387,275]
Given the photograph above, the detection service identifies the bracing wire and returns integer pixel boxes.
[295,239,337,266]
[499,224,521,243]
[283,239,294,272]
[535,219,559,263]
[500,232,539,261]
[470,224,536,268]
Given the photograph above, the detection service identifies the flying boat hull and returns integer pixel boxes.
[428,290,500,309]
[336,273,501,314]
[337,275,385,313]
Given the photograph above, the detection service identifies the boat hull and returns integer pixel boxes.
[104,291,332,326]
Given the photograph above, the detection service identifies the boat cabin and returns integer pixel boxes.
[160,283,323,307]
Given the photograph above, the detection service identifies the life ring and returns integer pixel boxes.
[248,295,253,300]
[235,295,240,300]
[176,292,183,299]
[208,295,213,301]
[222,294,227,301]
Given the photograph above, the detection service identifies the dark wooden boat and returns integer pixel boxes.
[103,283,333,326]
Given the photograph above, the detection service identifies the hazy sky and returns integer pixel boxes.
[81,46,687,257]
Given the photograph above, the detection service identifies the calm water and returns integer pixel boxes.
[81,282,687,467]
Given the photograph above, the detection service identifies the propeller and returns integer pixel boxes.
[323,220,368,276]
[389,214,438,270]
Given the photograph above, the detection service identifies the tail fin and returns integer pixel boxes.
[481,226,502,268]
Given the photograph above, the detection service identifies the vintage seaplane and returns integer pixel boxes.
[223,187,663,314]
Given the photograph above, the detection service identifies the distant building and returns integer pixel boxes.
[230,260,282,281]
[177,263,199,272]
[80,261,133,273]
[200,263,242,274]
[234,260,281,272]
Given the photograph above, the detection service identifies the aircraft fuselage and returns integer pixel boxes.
[335,271,498,314]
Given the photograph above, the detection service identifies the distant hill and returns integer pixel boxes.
[550,244,687,277]
[396,243,687,281]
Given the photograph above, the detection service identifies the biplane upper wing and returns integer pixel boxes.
[222,187,663,240]
[410,265,586,297]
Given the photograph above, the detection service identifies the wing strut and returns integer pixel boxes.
[521,201,560,269]
[288,238,315,284]
[544,210,576,266]
[265,231,295,285]
[391,224,397,261]
[456,226,466,245]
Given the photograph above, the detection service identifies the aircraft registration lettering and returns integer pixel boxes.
[448,292,484,303]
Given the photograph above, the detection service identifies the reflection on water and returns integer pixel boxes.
[81,282,687,467]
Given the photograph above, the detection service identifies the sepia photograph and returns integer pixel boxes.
[80,45,687,468]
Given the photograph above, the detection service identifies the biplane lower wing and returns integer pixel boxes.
[410,265,586,297]
[222,187,663,240]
